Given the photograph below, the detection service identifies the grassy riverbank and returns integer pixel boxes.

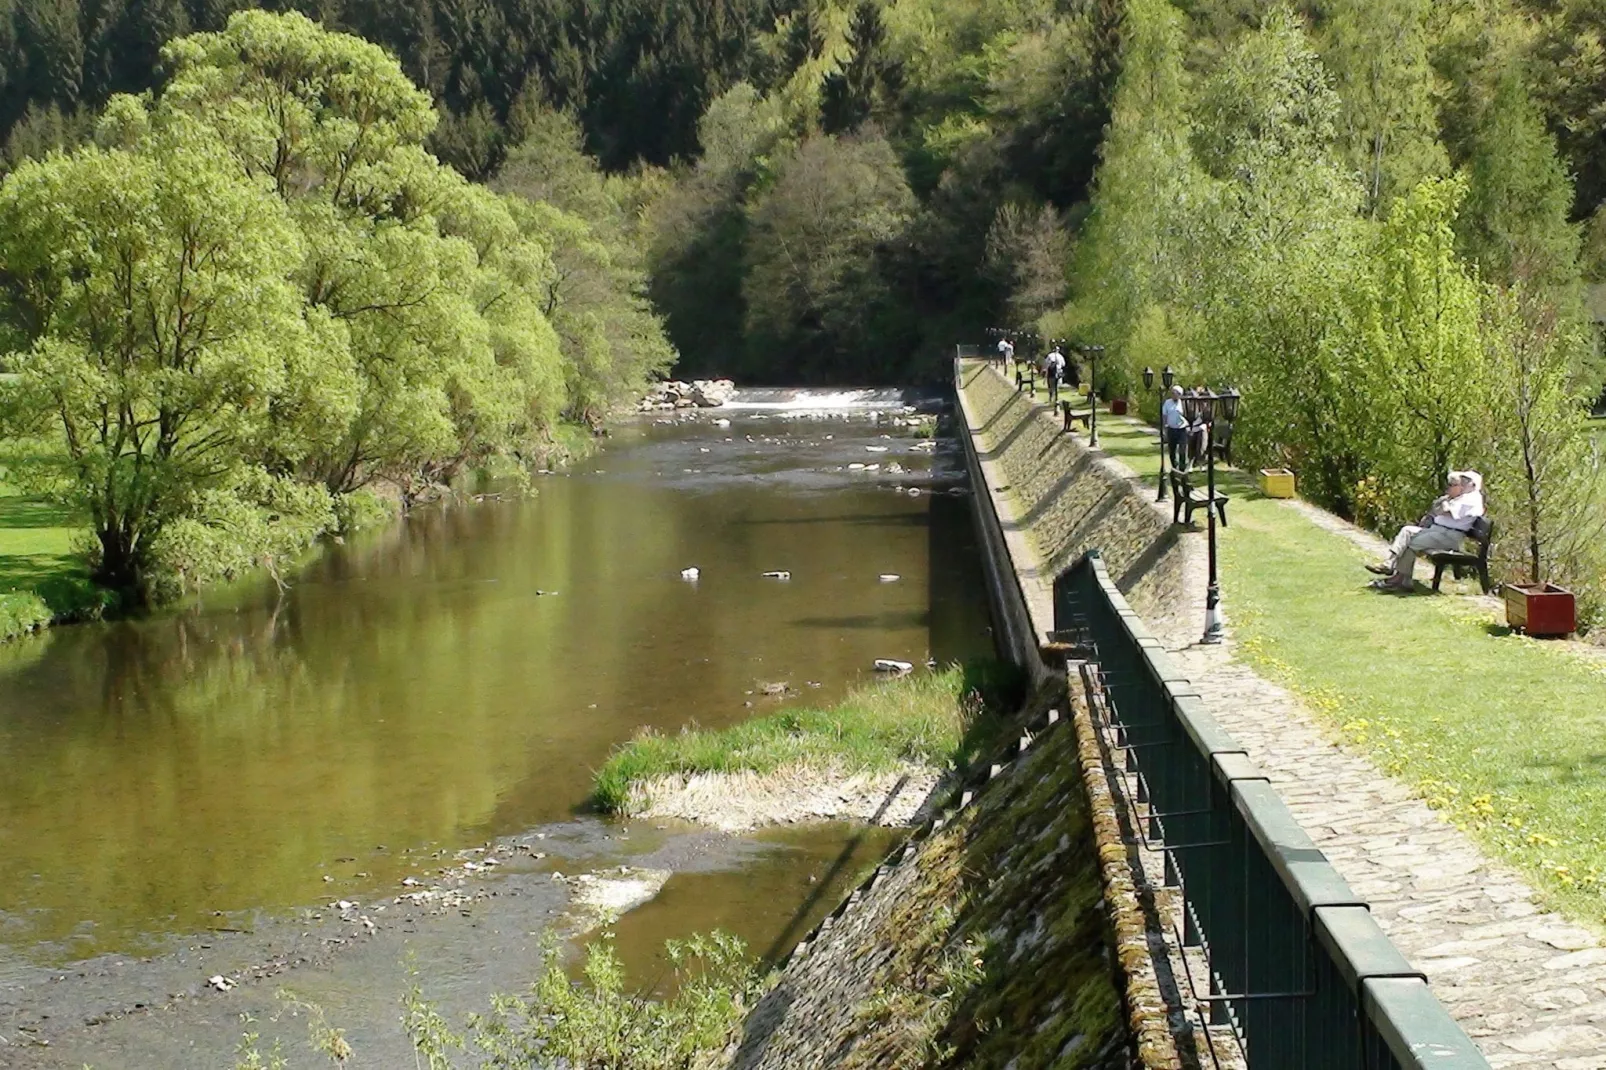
[1017,379,1606,920]
[0,484,110,642]
[593,663,1021,818]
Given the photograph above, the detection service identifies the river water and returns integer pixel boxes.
[0,389,993,1063]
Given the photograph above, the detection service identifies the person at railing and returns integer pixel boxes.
[1367,471,1485,591]
[1161,386,1188,471]
[996,337,1013,368]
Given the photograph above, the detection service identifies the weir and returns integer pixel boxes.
[950,355,1492,1067]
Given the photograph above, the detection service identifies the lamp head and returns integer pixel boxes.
[1142,366,1154,390]
[1161,366,1175,389]
[1221,387,1241,421]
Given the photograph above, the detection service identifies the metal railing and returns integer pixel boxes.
[1054,551,1491,1070]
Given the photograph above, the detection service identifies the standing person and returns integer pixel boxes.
[1043,345,1066,405]
[1161,386,1188,470]
[996,337,1014,368]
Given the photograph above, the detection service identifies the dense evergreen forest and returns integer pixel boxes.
[4,0,1606,606]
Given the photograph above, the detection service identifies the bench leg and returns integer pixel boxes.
[1432,563,1446,592]
[1478,564,1492,594]
[1172,497,1183,526]
[1215,500,1228,528]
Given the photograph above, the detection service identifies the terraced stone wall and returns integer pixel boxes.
[958,363,1187,636]
[729,687,1128,1070]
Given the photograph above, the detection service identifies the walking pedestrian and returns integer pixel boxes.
[1043,345,1066,405]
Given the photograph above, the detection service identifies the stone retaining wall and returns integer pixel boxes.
[958,362,1189,637]
[729,687,1129,1069]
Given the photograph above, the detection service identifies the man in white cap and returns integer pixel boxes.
[1367,471,1485,591]
[1161,385,1188,470]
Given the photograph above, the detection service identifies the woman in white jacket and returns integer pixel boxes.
[1367,471,1485,591]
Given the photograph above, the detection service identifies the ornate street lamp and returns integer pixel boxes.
[1196,385,1241,646]
[1079,343,1105,448]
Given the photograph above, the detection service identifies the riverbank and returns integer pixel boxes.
[0,484,113,643]
[593,665,1019,831]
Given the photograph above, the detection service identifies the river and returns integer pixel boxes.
[0,388,993,1066]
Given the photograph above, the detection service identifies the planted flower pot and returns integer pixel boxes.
[1259,468,1296,499]
[1504,583,1576,638]
[1110,398,1129,415]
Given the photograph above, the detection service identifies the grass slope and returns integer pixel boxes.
[593,664,1020,815]
[0,483,109,641]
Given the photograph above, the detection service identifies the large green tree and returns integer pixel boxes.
[0,111,323,591]
[743,131,917,382]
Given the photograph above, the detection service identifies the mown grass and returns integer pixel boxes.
[592,663,1023,815]
[0,483,113,642]
[1221,494,1606,922]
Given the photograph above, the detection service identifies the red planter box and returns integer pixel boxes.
[1109,398,1129,415]
[1504,583,1576,637]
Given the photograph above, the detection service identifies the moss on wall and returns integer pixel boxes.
[730,687,1127,1069]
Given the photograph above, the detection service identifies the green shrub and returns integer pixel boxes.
[460,931,760,1070]
[332,488,399,535]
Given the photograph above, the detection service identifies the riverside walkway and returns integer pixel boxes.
[957,360,1606,1068]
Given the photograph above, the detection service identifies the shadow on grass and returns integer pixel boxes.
[0,551,83,593]
[0,495,77,531]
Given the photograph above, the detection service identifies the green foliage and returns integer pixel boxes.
[495,106,676,425]
[463,932,760,1069]
[0,110,317,593]
[0,12,673,600]
[1066,0,1603,559]
[593,663,1018,815]
[1319,0,1447,217]
[744,131,918,382]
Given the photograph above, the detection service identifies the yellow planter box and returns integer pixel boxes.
[1259,468,1296,498]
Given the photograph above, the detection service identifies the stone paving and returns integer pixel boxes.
[958,362,1606,1068]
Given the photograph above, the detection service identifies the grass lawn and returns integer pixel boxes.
[0,483,106,641]
[592,663,1020,814]
[1019,379,1606,923]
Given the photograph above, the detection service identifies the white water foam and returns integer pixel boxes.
[720,388,907,412]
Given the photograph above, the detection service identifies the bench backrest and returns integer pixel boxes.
[1469,515,1493,555]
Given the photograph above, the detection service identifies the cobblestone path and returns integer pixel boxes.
[961,366,1606,1068]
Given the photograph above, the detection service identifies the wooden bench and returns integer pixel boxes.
[1427,516,1494,593]
[1014,360,1037,394]
[1170,470,1229,527]
[1060,400,1092,432]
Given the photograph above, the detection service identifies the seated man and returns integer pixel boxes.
[1367,471,1484,591]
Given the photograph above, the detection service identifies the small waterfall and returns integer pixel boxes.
[721,387,926,412]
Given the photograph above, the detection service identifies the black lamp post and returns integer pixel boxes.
[1079,344,1105,448]
[1193,385,1241,645]
[1142,365,1176,502]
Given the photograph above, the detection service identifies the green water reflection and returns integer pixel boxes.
[0,411,990,964]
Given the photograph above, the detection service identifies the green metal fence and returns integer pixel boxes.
[1055,551,1491,1069]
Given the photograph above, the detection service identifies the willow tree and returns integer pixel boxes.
[0,113,322,592]
[154,11,568,496]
